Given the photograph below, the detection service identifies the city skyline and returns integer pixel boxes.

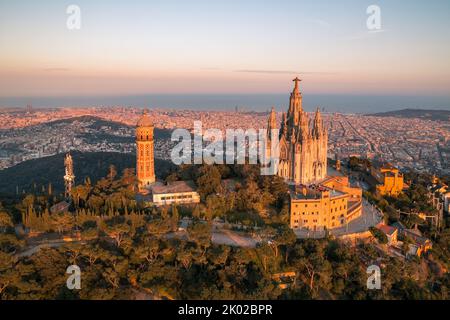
[1,0,450,306]
[1,0,450,100]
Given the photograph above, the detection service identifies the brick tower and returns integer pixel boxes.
[136,109,155,191]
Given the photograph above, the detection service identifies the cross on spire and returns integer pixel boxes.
[292,77,302,93]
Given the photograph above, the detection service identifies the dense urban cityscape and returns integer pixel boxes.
[1,107,448,175]
[1,94,449,303]
[1,0,450,311]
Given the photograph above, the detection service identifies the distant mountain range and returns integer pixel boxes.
[0,151,175,196]
[369,108,450,121]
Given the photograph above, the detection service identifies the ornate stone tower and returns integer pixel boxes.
[265,107,278,165]
[64,153,75,198]
[267,106,277,138]
[136,109,155,191]
[267,77,328,185]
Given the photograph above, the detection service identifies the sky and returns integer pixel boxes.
[0,0,450,99]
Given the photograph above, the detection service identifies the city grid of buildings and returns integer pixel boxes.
[0,105,449,175]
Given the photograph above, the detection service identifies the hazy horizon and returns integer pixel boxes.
[1,93,449,114]
[1,0,450,99]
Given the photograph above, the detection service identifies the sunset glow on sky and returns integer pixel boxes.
[1,0,449,97]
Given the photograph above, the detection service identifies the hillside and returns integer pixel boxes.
[0,151,175,195]
[40,115,173,139]
[369,108,450,121]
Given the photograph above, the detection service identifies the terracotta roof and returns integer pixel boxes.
[376,224,397,236]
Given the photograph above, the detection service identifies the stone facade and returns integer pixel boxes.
[267,77,328,185]
[373,164,404,196]
[136,109,155,191]
[289,179,363,230]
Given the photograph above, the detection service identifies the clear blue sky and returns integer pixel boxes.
[0,0,449,97]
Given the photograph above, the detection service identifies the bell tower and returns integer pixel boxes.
[136,109,155,191]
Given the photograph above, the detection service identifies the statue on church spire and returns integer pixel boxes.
[292,77,301,93]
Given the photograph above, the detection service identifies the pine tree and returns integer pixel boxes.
[193,205,201,219]
[160,206,169,219]
[48,183,52,196]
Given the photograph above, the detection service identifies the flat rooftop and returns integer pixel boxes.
[150,180,197,194]
[290,184,345,200]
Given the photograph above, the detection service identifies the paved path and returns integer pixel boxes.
[212,229,258,247]
[17,241,70,258]
[17,203,382,257]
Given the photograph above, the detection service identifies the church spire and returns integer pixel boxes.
[269,106,276,126]
[266,107,277,140]
[312,107,324,138]
[281,112,288,136]
[296,110,309,141]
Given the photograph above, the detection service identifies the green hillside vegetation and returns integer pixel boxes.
[44,115,173,138]
[0,151,175,196]
[0,162,449,299]
[369,108,450,121]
